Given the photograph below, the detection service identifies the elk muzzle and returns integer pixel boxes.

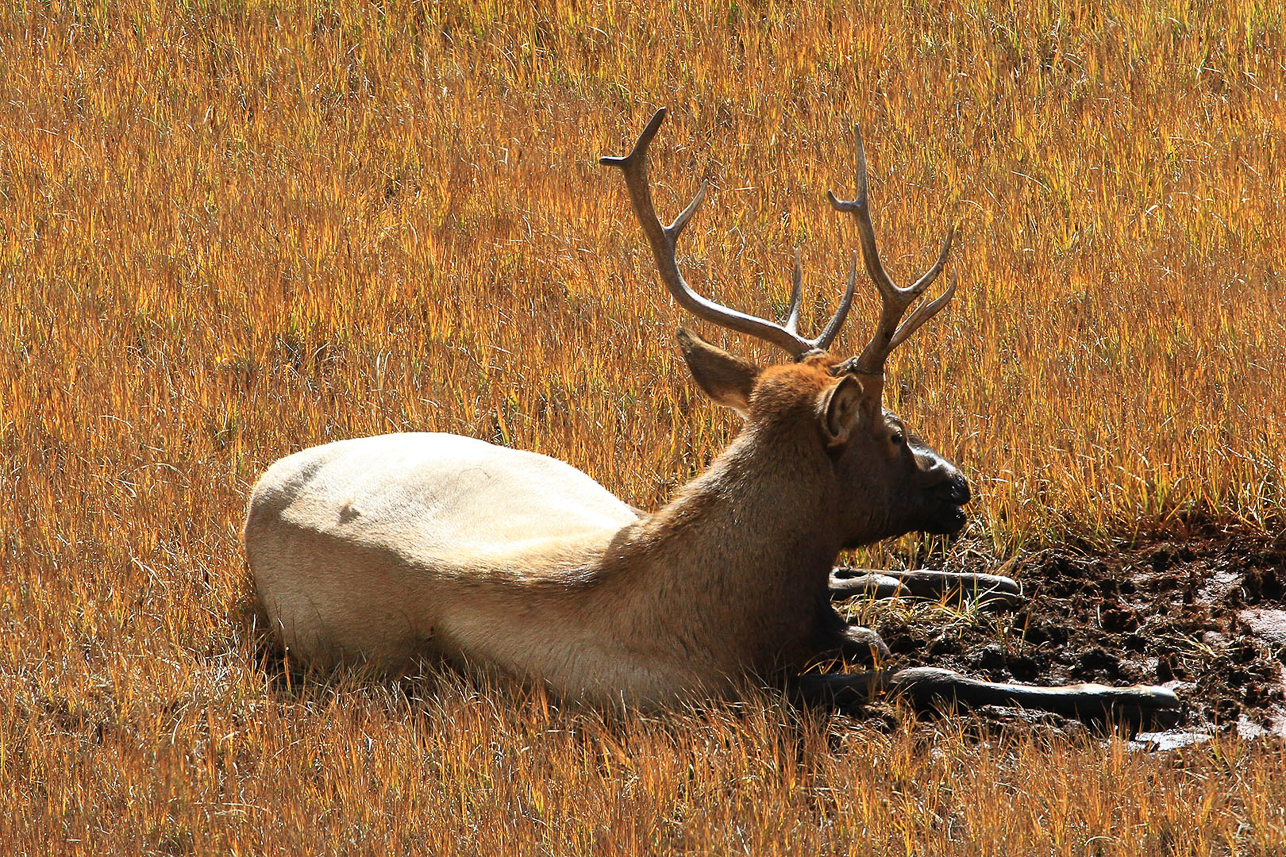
[925,469,970,534]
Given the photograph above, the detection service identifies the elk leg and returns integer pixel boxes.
[890,570,1022,603]
[830,568,1022,607]
[835,623,891,666]
[794,670,886,709]
[798,666,1181,727]
[828,569,906,599]
[887,666,1181,727]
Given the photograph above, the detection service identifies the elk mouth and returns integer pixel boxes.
[923,478,970,534]
[927,504,968,534]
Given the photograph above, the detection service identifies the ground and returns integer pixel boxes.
[847,519,1286,742]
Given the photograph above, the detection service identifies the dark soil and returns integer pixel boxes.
[865,519,1286,739]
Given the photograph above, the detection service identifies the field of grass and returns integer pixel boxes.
[3,0,1285,853]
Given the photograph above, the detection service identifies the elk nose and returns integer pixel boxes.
[947,474,971,506]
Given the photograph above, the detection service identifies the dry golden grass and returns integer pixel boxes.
[2,1,1285,853]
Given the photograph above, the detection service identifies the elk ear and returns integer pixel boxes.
[677,327,760,415]
[817,375,867,447]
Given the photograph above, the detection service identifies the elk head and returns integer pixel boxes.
[602,109,970,547]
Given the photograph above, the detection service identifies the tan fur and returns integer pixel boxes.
[244,333,970,710]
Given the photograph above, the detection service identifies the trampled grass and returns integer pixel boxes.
[2,1,1285,853]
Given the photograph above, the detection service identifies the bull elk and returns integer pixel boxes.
[244,109,1178,722]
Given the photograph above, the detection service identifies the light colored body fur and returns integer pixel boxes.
[246,434,637,697]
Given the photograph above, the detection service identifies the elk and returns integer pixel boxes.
[244,109,1178,722]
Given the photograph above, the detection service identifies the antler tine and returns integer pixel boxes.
[827,123,958,374]
[813,251,858,351]
[784,249,804,335]
[791,247,857,351]
[602,108,855,359]
[889,273,957,350]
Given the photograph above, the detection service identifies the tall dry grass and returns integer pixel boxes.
[2,1,1284,853]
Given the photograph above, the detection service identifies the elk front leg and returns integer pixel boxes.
[830,567,1023,607]
[796,667,1181,727]
[887,667,1181,727]
[837,623,890,666]
[827,569,905,599]
[794,670,887,709]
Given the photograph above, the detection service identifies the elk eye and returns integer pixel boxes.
[891,431,905,445]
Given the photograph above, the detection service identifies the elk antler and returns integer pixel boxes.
[601,108,856,360]
[827,124,958,376]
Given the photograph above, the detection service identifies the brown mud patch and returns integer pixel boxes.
[864,520,1286,740]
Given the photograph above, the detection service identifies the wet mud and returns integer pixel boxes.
[858,519,1286,741]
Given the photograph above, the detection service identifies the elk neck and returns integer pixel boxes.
[595,401,846,672]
